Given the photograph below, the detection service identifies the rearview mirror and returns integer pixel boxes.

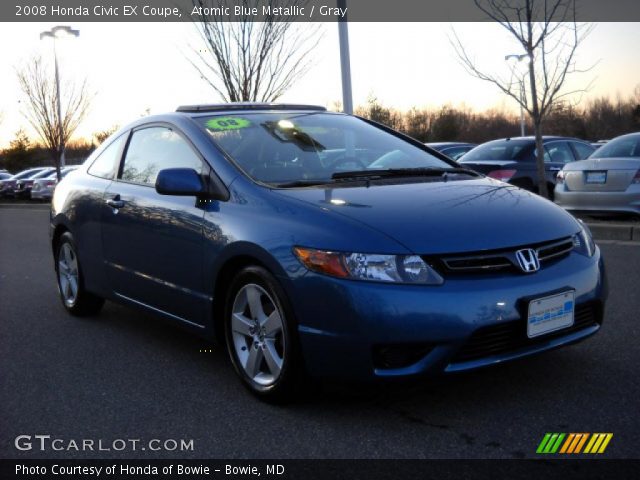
[155,168,205,197]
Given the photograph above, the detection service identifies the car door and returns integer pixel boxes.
[101,124,209,325]
[544,141,576,185]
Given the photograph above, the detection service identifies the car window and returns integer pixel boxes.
[31,169,55,179]
[570,141,595,160]
[120,127,203,186]
[442,146,471,160]
[198,112,449,185]
[88,134,127,179]
[460,140,531,162]
[15,169,42,179]
[593,135,640,158]
[544,142,575,163]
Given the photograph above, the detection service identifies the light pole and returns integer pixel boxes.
[505,53,529,137]
[337,0,353,115]
[40,26,80,169]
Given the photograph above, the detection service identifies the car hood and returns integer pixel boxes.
[273,178,580,254]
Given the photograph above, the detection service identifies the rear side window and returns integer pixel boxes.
[571,141,595,160]
[120,127,202,186]
[544,142,575,163]
[88,134,127,179]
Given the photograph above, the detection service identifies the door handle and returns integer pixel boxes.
[106,197,125,209]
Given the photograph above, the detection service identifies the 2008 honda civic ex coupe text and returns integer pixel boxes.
[50,103,607,401]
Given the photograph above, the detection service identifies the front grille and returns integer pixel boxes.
[538,238,575,262]
[428,237,574,275]
[450,302,601,364]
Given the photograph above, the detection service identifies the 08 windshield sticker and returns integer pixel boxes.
[205,117,251,131]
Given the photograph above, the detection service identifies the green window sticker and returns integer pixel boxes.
[206,117,251,131]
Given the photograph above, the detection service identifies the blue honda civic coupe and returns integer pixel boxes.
[51,104,606,400]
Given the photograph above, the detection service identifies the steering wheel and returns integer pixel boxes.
[327,155,368,170]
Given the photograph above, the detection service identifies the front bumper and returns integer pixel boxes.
[555,184,640,215]
[289,248,607,381]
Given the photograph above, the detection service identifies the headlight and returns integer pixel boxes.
[293,247,444,285]
[573,222,596,257]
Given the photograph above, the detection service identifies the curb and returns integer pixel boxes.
[584,222,640,243]
[0,203,50,210]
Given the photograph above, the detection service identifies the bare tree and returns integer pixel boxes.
[93,125,120,146]
[189,0,322,102]
[16,55,92,179]
[451,0,595,198]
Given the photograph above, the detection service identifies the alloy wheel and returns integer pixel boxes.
[58,243,79,307]
[230,283,285,386]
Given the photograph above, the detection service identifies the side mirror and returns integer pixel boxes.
[155,168,205,197]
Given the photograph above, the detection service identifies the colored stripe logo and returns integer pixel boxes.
[536,433,613,454]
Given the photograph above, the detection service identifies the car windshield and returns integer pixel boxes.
[592,134,640,158]
[460,140,531,162]
[198,112,452,185]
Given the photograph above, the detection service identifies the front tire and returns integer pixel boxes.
[224,266,303,402]
[55,232,104,316]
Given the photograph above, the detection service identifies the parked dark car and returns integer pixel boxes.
[459,136,595,198]
[51,104,606,401]
[14,167,56,199]
[425,142,477,161]
[0,167,50,198]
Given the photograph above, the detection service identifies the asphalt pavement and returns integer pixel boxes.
[1,207,639,459]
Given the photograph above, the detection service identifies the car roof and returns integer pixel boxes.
[610,132,640,139]
[175,102,327,113]
[426,142,475,147]
[484,136,590,143]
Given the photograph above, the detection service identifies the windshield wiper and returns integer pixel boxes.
[274,167,479,188]
[331,167,478,181]
[273,179,332,188]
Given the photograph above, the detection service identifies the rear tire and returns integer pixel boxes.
[55,232,104,316]
[224,266,305,402]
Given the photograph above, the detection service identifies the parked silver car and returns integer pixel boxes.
[14,167,55,199]
[555,132,640,215]
[0,167,50,198]
[30,166,79,201]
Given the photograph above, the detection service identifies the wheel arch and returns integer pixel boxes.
[51,221,70,259]
[210,242,294,341]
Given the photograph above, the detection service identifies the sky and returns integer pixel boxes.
[1,21,639,147]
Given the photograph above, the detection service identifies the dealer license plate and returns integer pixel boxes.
[585,171,607,184]
[527,291,575,338]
